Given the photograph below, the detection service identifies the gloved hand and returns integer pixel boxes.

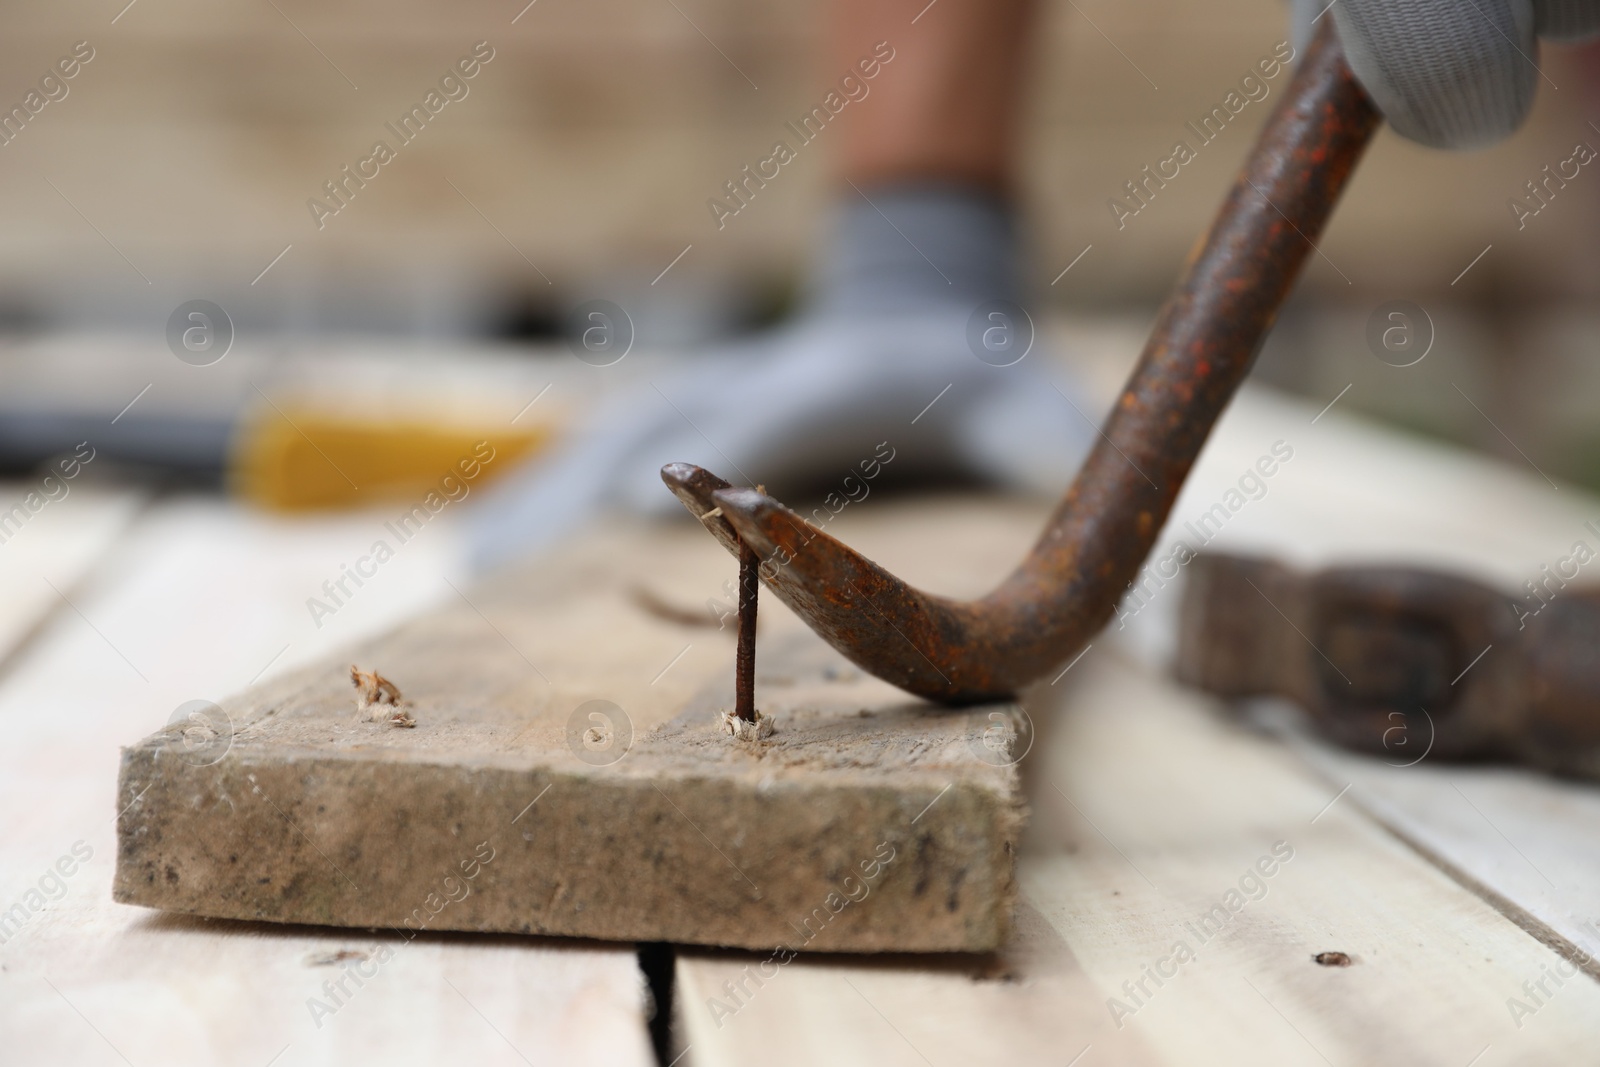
[1294,0,1600,148]
[467,186,1093,570]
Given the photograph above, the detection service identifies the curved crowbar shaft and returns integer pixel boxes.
[662,24,1380,704]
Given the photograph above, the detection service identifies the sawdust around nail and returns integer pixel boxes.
[720,708,774,742]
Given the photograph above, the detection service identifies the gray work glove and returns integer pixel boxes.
[1294,0,1600,148]
[467,186,1093,570]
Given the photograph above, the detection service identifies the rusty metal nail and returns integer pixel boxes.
[735,542,759,722]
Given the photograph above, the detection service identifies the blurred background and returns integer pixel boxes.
[4,0,1600,498]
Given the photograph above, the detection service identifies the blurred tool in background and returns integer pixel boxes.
[0,342,557,510]
[1179,550,1600,779]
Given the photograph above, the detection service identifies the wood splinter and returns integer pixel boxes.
[720,540,772,741]
[349,665,417,728]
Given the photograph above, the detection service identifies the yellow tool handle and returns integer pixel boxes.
[230,407,553,511]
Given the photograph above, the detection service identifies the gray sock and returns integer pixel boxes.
[808,184,1021,317]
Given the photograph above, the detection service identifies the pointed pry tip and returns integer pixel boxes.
[660,462,729,517]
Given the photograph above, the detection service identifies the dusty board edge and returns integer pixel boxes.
[112,742,1024,954]
[113,564,1027,955]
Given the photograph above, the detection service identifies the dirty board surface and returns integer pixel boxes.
[114,504,1041,953]
[0,497,655,1067]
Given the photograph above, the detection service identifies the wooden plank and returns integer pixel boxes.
[1271,716,1600,975]
[681,644,1600,1065]
[1023,650,1600,1063]
[675,883,1162,1067]
[0,482,144,666]
[113,507,1030,952]
[5,912,656,1067]
[0,497,654,1066]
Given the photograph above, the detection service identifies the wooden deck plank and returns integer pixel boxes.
[1024,649,1600,1064]
[0,497,655,1067]
[1275,720,1600,974]
[676,880,1162,1067]
[0,483,145,668]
